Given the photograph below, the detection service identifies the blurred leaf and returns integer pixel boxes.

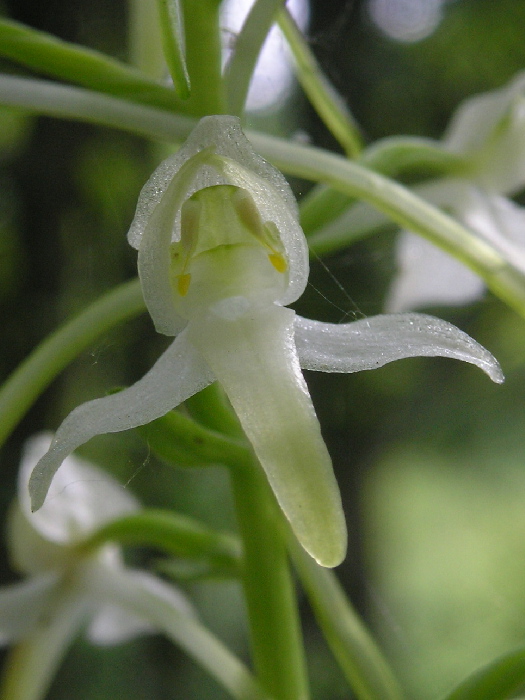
[0,18,181,111]
[443,648,525,700]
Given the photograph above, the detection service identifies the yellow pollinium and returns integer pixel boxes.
[177,273,192,297]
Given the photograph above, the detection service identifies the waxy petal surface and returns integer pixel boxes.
[294,313,504,383]
[29,329,215,512]
[188,304,347,567]
[133,116,308,335]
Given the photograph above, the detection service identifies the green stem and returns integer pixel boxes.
[81,508,241,576]
[277,7,362,157]
[249,133,525,319]
[289,538,404,700]
[184,382,245,438]
[128,0,166,78]
[0,19,182,112]
[0,278,145,449]
[155,0,191,98]
[96,563,275,700]
[180,0,225,115]
[224,0,286,117]
[0,75,195,142]
[186,385,309,698]
[300,183,357,235]
[231,461,310,700]
[137,406,251,468]
[0,586,88,700]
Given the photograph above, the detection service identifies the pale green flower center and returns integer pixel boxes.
[169,184,289,319]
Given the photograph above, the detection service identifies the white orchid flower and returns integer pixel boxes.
[0,433,192,698]
[387,71,525,311]
[29,116,503,568]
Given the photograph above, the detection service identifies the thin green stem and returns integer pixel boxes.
[360,136,468,179]
[128,0,166,78]
[0,75,195,141]
[224,0,286,117]
[155,0,190,98]
[249,133,525,319]
[231,461,310,700]
[137,407,251,468]
[184,382,245,438]
[180,0,225,115]
[0,19,182,112]
[300,138,466,234]
[289,537,404,700]
[95,563,275,700]
[0,586,88,700]
[300,183,356,235]
[277,7,362,157]
[0,278,145,449]
[81,509,241,576]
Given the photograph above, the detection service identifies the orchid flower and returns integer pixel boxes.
[29,116,503,568]
[387,71,525,311]
[0,433,193,698]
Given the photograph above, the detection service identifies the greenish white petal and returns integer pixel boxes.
[444,71,525,193]
[130,116,308,336]
[86,568,194,645]
[20,433,138,545]
[188,305,347,568]
[28,330,214,512]
[0,573,59,644]
[294,312,504,384]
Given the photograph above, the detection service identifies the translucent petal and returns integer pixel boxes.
[29,330,215,512]
[8,503,70,574]
[82,561,267,700]
[188,304,347,568]
[294,312,504,383]
[460,189,525,275]
[86,568,193,646]
[137,148,215,335]
[444,71,525,193]
[17,434,138,546]
[386,231,484,312]
[128,115,298,249]
[0,573,59,644]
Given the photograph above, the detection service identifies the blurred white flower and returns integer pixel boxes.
[0,433,191,696]
[387,72,525,312]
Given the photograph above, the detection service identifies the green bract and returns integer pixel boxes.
[29,116,503,568]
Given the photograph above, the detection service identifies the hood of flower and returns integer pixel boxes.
[126,116,309,336]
